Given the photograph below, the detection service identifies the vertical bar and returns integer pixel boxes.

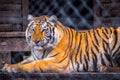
[93,0,102,28]
[3,51,11,64]
[22,0,28,31]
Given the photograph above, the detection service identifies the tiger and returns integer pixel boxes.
[2,15,120,73]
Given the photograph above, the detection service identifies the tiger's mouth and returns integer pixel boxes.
[33,43,49,50]
[33,40,47,48]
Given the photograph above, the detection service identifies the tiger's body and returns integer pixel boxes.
[2,15,120,73]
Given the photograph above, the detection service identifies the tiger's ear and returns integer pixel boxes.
[49,15,57,24]
[28,14,34,21]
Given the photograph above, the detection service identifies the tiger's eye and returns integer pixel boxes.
[32,27,35,32]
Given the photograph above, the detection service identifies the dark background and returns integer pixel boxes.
[29,0,93,30]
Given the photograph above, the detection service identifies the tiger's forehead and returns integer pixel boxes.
[34,15,49,23]
[28,15,49,27]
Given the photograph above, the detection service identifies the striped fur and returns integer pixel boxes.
[2,15,120,73]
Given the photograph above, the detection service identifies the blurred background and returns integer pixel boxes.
[29,0,93,30]
[29,0,120,31]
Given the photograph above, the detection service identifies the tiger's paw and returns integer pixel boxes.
[2,64,20,73]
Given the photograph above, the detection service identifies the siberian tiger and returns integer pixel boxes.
[2,15,120,73]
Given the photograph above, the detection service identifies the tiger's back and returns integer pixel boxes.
[63,27,120,72]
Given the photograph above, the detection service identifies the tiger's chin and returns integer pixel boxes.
[34,45,43,50]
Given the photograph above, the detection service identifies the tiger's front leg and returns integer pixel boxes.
[2,58,70,73]
[2,63,22,73]
[2,56,34,73]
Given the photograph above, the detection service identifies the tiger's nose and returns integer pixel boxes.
[34,41,40,44]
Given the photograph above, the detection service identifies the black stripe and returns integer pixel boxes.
[93,56,98,71]
[41,50,46,59]
[57,54,68,63]
[102,42,112,65]
[102,43,112,64]
[67,28,75,70]
[86,52,90,61]
[92,41,99,53]
[91,48,97,62]
[104,27,109,34]
[109,27,112,34]
[104,53,111,62]
[49,53,59,58]
[79,50,82,63]
[47,22,53,26]
[112,46,120,57]
[93,30,99,46]
[39,67,44,72]
[84,55,88,71]
[101,48,112,66]
[32,49,40,60]
[74,32,81,71]
[28,21,34,28]
[50,28,55,44]
[45,48,52,57]
[102,41,108,53]
[64,28,71,53]
[75,32,82,64]
[79,34,83,63]
[104,53,112,66]
[102,29,109,40]
[91,47,98,71]
[101,54,106,66]
[67,28,74,52]
[83,64,87,71]
[96,29,108,44]
[96,29,101,38]
[111,30,117,51]
[85,32,90,61]
[76,62,80,72]
[75,31,78,47]
[46,28,52,40]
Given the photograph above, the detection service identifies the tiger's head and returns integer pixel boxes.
[26,15,63,49]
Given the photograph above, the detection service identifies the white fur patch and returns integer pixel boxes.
[109,35,113,44]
